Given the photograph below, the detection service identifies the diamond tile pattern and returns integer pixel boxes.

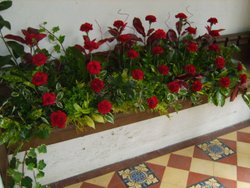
[65,125,250,188]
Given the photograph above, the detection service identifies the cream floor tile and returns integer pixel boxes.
[85,172,115,187]
[173,146,195,157]
[237,142,250,155]
[160,182,184,188]
[238,152,250,168]
[237,181,250,188]
[238,126,250,133]
[64,182,81,188]
[161,167,189,187]
[219,131,237,141]
[213,162,237,180]
[147,154,170,166]
[190,158,214,176]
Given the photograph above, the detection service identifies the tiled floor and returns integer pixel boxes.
[65,126,250,188]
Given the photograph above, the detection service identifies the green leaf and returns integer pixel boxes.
[0,55,13,67]
[37,144,47,153]
[27,163,35,170]
[57,91,64,100]
[7,41,25,58]
[73,103,82,112]
[35,183,42,188]
[56,101,63,108]
[37,86,49,92]
[35,123,51,138]
[54,44,61,53]
[0,16,11,30]
[0,1,12,11]
[27,148,37,158]
[29,109,43,120]
[91,114,105,123]
[21,176,33,188]
[58,35,65,44]
[242,94,250,107]
[38,160,46,170]
[84,115,95,129]
[7,169,22,183]
[216,91,225,107]
[56,82,62,91]
[36,171,45,179]
[52,26,60,33]
[9,157,17,169]
[104,113,114,124]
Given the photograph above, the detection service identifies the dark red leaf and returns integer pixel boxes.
[4,34,26,44]
[74,44,85,52]
[108,28,119,37]
[133,17,146,37]
[230,86,239,102]
[167,29,178,42]
[147,28,155,36]
[175,21,182,35]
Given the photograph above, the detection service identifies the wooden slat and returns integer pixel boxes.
[0,144,9,187]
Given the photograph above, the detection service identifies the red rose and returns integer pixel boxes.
[153,29,166,40]
[152,46,164,55]
[87,61,102,75]
[187,41,198,53]
[215,56,225,69]
[32,53,47,66]
[84,40,99,52]
[42,92,56,106]
[97,100,112,115]
[219,77,230,88]
[175,13,187,19]
[207,17,218,25]
[186,26,197,35]
[80,22,93,33]
[145,15,157,23]
[185,64,196,76]
[237,63,243,72]
[209,43,220,52]
[158,65,169,75]
[127,49,139,59]
[240,74,247,84]
[192,80,202,92]
[113,20,126,29]
[118,34,132,42]
[90,78,105,93]
[50,110,67,128]
[32,72,48,86]
[167,80,180,93]
[147,96,158,109]
[132,69,144,80]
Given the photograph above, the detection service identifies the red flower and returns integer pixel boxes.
[97,100,112,115]
[32,53,47,66]
[80,22,93,33]
[87,61,101,75]
[127,49,139,59]
[209,43,220,52]
[219,77,230,88]
[207,17,218,25]
[32,72,48,86]
[90,78,105,93]
[175,13,187,19]
[215,56,225,69]
[158,65,169,75]
[118,34,133,42]
[192,80,203,92]
[167,80,180,93]
[153,29,166,40]
[132,69,144,80]
[145,15,157,23]
[186,26,197,35]
[209,30,223,37]
[50,110,67,128]
[147,96,158,109]
[42,92,56,106]
[240,74,247,84]
[84,40,99,52]
[187,41,198,53]
[152,46,164,55]
[185,64,196,76]
[237,63,243,72]
[113,20,126,29]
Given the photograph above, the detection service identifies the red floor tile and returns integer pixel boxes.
[193,145,214,161]
[80,182,105,188]
[167,154,192,171]
[186,172,211,186]
[108,173,127,188]
[218,138,237,151]
[237,166,250,183]
[146,162,166,183]
[216,177,237,188]
[237,132,250,143]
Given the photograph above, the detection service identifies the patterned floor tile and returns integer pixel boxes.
[167,154,192,171]
[117,163,160,188]
[186,177,225,188]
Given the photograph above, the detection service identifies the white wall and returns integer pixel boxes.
[1,0,250,54]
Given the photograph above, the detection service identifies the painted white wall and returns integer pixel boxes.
[0,176,3,188]
[1,0,250,54]
[10,96,250,185]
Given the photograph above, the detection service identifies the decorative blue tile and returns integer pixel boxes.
[197,139,235,160]
[187,177,225,188]
[117,163,159,188]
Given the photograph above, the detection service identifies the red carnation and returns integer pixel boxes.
[127,49,139,59]
[240,74,247,84]
[209,30,222,37]
[118,34,132,42]
[32,72,48,86]
[187,41,198,53]
[152,46,164,55]
[32,53,47,66]
[153,29,166,40]
[192,80,203,92]
[185,64,196,76]
[42,92,56,106]
[145,15,157,23]
[167,80,180,93]
[237,63,243,72]
[97,100,112,115]
[50,110,67,128]
[113,20,126,29]
[219,77,230,88]
[175,13,187,19]
[132,69,144,80]
[80,22,93,33]
[186,26,197,35]
[147,96,158,109]
[90,78,105,93]
[207,17,218,25]
[215,56,225,69]
[158,65,169,75]
[84,40,99,52]
[87,61,102,75]
[209,43,220,52]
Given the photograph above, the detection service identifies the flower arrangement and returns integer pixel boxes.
[0,1,249,187]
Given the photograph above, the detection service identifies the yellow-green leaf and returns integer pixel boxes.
[84,115,95,129]
[91,114,105,123]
